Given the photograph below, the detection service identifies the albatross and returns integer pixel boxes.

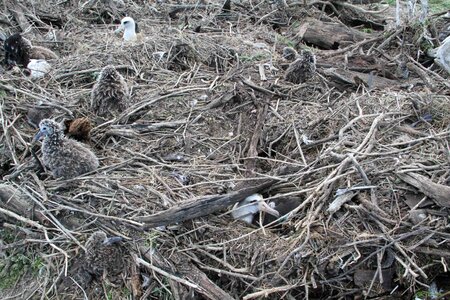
[32,119,99,179]
[115,17,140,42]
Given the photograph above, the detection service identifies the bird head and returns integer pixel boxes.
[85,231,123,250]
[282,47,298,61]
[115,17,137,41]
[32,119,60,143]
[301,50,316,64]
[231,193,280,224]
[99,65,118,80]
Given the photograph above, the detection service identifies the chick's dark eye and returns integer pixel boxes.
[123,21,129,24]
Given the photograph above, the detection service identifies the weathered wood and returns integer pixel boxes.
[397,172,450,208]
[331,1,386,31]
[322,68,399,90]
[105,120,186,137]
[176,258,235,300]
[245,102,268,171]
[301,17,369,49]
[168,4,210,19]
[140,246,234,300]
[136,180,277,228]
[205,90,235,109]
[354,267,396,291]
[416,246,450,258]
[0,183,39,221]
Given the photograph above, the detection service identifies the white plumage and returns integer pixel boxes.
[27,59,51,79]
[115,17,137,42]
[231,194,280,224]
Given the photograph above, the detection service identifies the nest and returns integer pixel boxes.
[0,0,450,299]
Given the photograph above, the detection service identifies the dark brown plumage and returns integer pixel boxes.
[33,119,99,179]
[282,46,298,62]
[90,65,129,118]
[284,49,316,84]
[58,231,127,296]
[64,117,92,142]
[4,33,58,67]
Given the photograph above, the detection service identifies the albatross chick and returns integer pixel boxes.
[84,231,125,280]
[91,65,129,118]
[33,119,99,179]
[4,33,58,66]
[284,49,316,84]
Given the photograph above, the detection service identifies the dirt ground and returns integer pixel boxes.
[0,0,449,299]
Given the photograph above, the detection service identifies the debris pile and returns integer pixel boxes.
[0,0,449,299]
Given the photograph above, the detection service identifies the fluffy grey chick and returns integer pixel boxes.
[284,49,316,84]
[91,65,129,118]
[59,231,125,292]
[84,231,125,280]
[32,119,99,179]
[282,46,298,62]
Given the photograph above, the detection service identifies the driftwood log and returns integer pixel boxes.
[0,183,41,222]
[135,179,278,228]
[322,68,400,90]
[397,172,450,207]
[301,17,370,49]
[105,120,187,138]
[138,246,234,300]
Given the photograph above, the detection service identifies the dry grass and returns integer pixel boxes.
[0,0,449,299]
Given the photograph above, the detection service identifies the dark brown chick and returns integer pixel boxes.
[84,231,126,283]
[284,49,316,84]
[64,117,92,142]
[4,33,58,67]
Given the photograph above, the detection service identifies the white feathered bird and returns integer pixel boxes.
[231,194,280,224]
[115,17,138,42]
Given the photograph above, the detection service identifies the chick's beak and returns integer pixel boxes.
[32,130,44,144]
[114,24,124,35]
[258,201,280,217]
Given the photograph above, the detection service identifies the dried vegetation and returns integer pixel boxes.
[0,0,449,299]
